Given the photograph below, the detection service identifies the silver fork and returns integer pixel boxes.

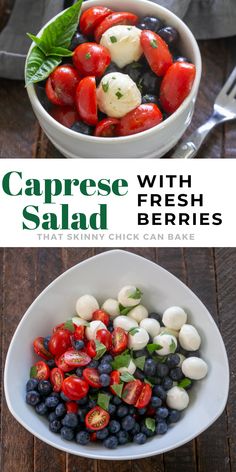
[171,66,236,158]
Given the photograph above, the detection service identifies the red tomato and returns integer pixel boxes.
[94,12,138,43]
[96,329,112,350]
[75,76,98,126]
[55,352,75,372]
[92,309,110,326]
[73,43,111,77]
[80,6,112,36]
[30,361,50,380]
[66,401,78,414]
[53,322,66,333]
[111,327,128,354]
[62,376,89,400]
[85,406,110,431]
[86,340,97,358]
[95,118,120,137]
[50,106,79,128]
[160,62,196,114]
[122,380,143,405]
[135,383,152,408]
[74,325,85,341]
[140,30,173,77]
[50,367,64,392]
[64,349,91,367]
[146,406,156,417]
[46,65,81,106]
[48,329,72,357]
[118,104,163,136]
[83,368,102,388]
[90,432,97,442]
[33,337,53,360]
[110,370,121,395]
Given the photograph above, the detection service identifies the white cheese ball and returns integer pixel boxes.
[118,359,136,375]
[182,357,208,380]
[113,315,138,332]
[166,386,190,411]
[85,320,107,340]
[72,317,89,327]
[97,73,141,118]
[118,285,142,307]
[102,298,120,318]
[100,25,143,68]
[128,327,149,351]
[179,324,201,351]
[163,306,187,330]
[140,318,160,338]
[160,327,179,338]
[153,334,177,356]
[128,305,148,323]
[75,294,99,320]
[177,353,186,367]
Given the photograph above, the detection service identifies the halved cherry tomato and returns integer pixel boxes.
[96,329,112,350]
[111,327,128,354]
[62,375,89,400]
[80,6,112,37]
[92,309,110,326]
[85,406,110,431]
[50,367,64,392]
[117,104,163,136]
[95,118,120,137]
[110,370,121,395]
[94,12,139,43]
[86,340,97,358]
[48,329,72,357]
[50,106,79,128]
[46,65,81,106]
[83,367,101,388]
[75,76,98,126]
[122,380,143,405]
[73,43,111,77]
[33,337,53,360]
[74,325,85,341]
[30,361,50,380]
[135,383,152,409]
[64,349,91,367]
[66,401,78,414]
[140,30,173,77]
[160,62,196,114]
[55,352,75,372]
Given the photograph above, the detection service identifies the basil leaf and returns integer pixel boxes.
[25,46,62,85]
[49,47,73,57]
[27,33,48,54]
[134,355,146,370]
[178,378,192,389]
[112,353,131,370]
[64,319,75,332]
[97,393,110,411]
[94,339,107,360]
[129,327,139,336]
[112,383,124,398]
[150,39,158,48]
[120,372,136,383]
[145,418,155,432]
[128,288,142,300]
[119,304,133,316]
[30,366,37,378]
[147,343,163,353]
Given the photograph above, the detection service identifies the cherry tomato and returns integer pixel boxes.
[117,104,163,136]
[75,76,98,126]
[92,309,110,326]
[86,340,97,358]
[55,352,75,372]
[53,322,67,333]
[46,65,81,106]
[110,370,121,395]
[48,329,72,357]
[80,6,112,36]
[83,367,101,388]
[146,406,156,417]
[30,361,50,380]
[95,118,120,137]
[62,375,89,400]
[85,406,110,431]
[122,380,143,405]
[73,43,111,77]
[135,383,152,408]
[94,12,138,43]
[33,337,53,360]
[50,367,64,392]
[140,30,173,77]
[111,327,128,354]
[160,62,196,114]
[66,401,78,414]
[50,106,79,128]
[90,432,97,442]
[64,349,91,367]
[96,329,112,350]
[74,325,85,341]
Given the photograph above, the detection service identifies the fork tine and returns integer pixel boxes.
[216,66,236,100]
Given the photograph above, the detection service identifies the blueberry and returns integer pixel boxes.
[77,396,88,406]
[130,423,140,436]
[77,408,87,422]
[70,32,88,50]
[158,26,179,46]
[76,430,90,445]
[156,420,168,435]
[174,55,189,63]
[89,360,99,368]
[96,427,109,440]
[49,419,61,433]
[141,424,155,438]
[151,396,162,408]
[98,363,112,374]
[43,335,51,351]
[45,395,60,409]
[156,407,169,419]
[153,385,167,401]
[108,403,116,415]
[109,420,121,434]
[166,354,180,368]
[38,380,52,396]
[133,348,148,359]
[74,340,85,350]
[88,399,97,409]
[162,376,173,391]
[149,312,163,324]
[186,350,200,358]
[107,325,114,333]
[35,402,48,415]
[129,406,135,415]
[101,354,113,364]
[156,363,169,378]
[75,368,83,377]
[112,396,122,406]
[55,402,67,417]
[46,359,56,369]
[48,411,57,422]
[103,62,122,76]
[137,16,164,33]
[103,435,119,449]
[168,409,181,423]
[117,430,129,445]
[137,407,147,415]
[169,367,184,381]
[142,94,160,106]
[117,405,129,418]
[134,368,145,381]
[121,415,136,432]
[62,413,79,429]
[99,374,110,387]
[144,358,156,377]
[26,379,39,392]
[71,121,94,135]
[61,426,74,441]
[133,432,147,444]
[123,62,143,83]
[26,390,41,406]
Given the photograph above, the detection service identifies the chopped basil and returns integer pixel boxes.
[169,339,176,353]
[120,372,136,382]
[119,304,133,316]
[97,393,110,411]
[116,91,123,100]
[112,353,131,370]
[145,417,155,432]
[134,355,146,370]
[94,339,107,360]
[150,39,158,48]
[64,319,75,332]
[112,383,124,397]
[85,52,91,59]
[129,327,139,336]
[145,377,155,386]
[110,36,117,43]
[102,82,109,93]
[30,366,37,378]
[178,378,192,389]
[112,76,116,80]
[128,288,142,300]
[131,62,142,69]
[146,343,163,353]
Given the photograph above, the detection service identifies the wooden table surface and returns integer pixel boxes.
[0,247,235,472]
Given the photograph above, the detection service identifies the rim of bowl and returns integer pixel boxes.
[25,0,202,145]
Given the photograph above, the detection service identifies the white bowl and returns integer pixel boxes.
[4,250,229,460]
[25,0,202,158]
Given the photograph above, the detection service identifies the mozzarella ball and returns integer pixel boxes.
[75,294,99,320]
[128,305,148,323]
[153,334,177,356]
[177,353,186,367]
[85,320,107,340]
[140,318,160,338]
[128,327,149,351]
[102,298,120,318]
[179,324,201,351]
[113,315,138,332]
[118,285,142,307]
[182,357,208,380]
[72,316,89,327]
[163,306,187,330]
[118,359,136,375]
[100,25,143,68]
[160,327,179,338]
[167,386,189,410]
[97,73,141,118]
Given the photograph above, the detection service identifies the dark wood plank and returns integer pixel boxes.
[0,0,14,30]
[224,36,236,158]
